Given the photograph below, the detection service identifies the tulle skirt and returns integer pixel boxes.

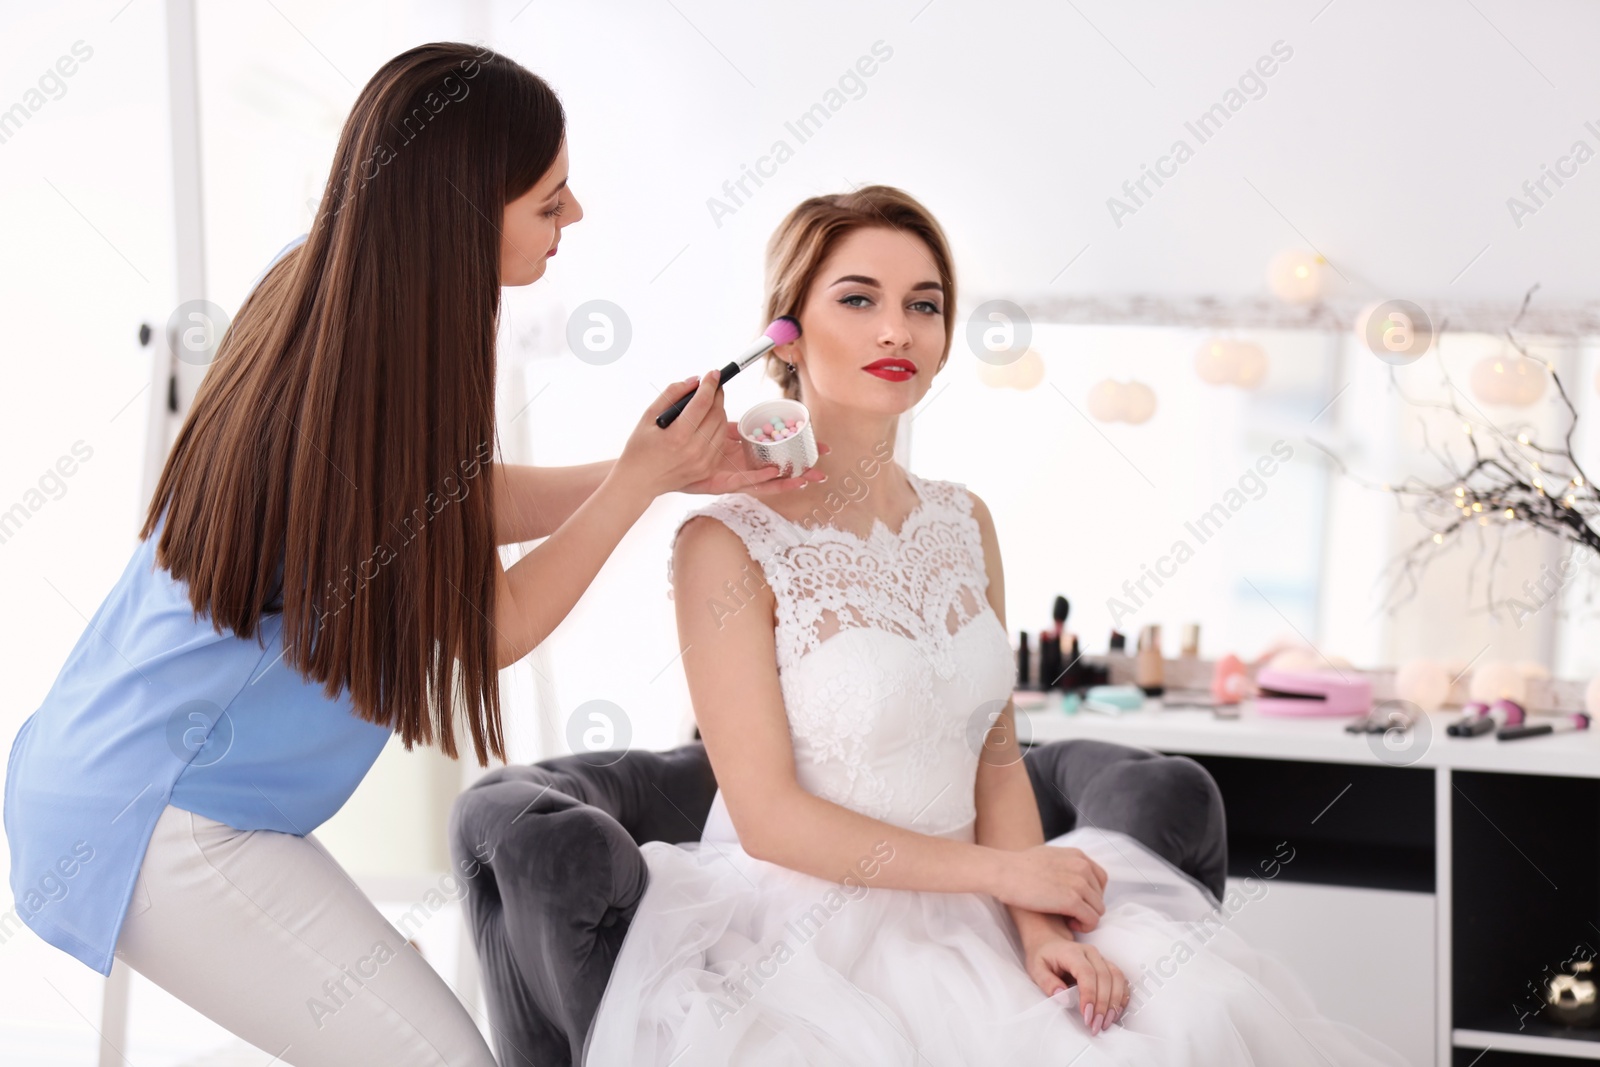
[580,826,1410,1066]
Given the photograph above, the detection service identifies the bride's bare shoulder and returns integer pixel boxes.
[671,513,777,634]
[671,510,761,591]
[917,474,988,527]
[960,486,993,522]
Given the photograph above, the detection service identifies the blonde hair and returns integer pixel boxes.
[761,185,957,402]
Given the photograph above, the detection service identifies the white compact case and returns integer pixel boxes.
[738,398,818,479]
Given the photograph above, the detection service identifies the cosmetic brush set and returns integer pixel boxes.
[656,316,819,478]
[1443,699,1592,741]
[1338,695,1589,742]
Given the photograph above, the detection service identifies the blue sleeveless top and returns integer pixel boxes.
[2,233,393,976]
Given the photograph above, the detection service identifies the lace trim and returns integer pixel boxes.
[666,472,991,681]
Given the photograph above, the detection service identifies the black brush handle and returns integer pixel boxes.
[656,361,742,429]
[1447,716,1496,737]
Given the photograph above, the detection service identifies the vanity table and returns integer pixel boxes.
[1019,690,1600,1067]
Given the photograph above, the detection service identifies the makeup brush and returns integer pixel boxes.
[1447,699,1526,737]
[655,316,802,429]
[1498,711,1590,741]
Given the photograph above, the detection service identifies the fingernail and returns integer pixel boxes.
[1105,1008,1117,1027]
[1095,1013,1105,1035]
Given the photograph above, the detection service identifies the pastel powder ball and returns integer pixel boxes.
[1469,661,1527,704]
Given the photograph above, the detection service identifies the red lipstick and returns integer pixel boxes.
[863,358,916,382]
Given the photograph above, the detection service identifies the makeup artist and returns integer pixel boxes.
[3,42,822,1066]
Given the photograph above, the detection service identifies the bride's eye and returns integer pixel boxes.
[910,299,941,315]
[839,294,873,308]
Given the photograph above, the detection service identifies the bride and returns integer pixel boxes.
[581,186,1407,1066]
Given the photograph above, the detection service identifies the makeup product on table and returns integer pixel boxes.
[1037,620,1062,691]
[1108,630,1126,654]
[1498,711,1591,741]
[1446,699,1527,736]
[1445,700,1491,736]
[1212,700,1242,721]
[655,316,802,428]
[1051,597,1085,691]
[1016,632,1032,689]
[1256,668,1372,717]
[1059,634,1085,689]
[1211,653,1249,705]
[1180,623,1200,658]
[1084,685,1145,714]
[1547,960,1600,1027]
[1135,624,1164,697]
[1345,701,1418,734]
[737,399,818,478]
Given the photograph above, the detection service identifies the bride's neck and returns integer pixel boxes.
[782,404,914,527]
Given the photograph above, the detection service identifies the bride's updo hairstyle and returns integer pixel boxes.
[761,185,958,402]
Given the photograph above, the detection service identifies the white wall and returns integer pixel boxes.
[487,0,1600,731]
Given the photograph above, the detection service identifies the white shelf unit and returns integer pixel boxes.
[1021,696,1600,1066]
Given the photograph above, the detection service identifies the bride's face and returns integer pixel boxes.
[787,226,946,417]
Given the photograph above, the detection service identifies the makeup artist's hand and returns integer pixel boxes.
[679,422,830,497]
[615,370,730,499]
[618,370,829,499]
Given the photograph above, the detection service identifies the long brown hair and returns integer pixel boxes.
[762,185,957,401]
[141,42,565,765]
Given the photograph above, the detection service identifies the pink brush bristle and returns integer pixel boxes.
[765,316,801,346]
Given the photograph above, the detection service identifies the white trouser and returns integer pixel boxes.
[113,803,497,1067]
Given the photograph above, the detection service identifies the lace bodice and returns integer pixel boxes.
[667,470,1015,840]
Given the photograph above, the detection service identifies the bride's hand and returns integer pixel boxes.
[994,845,1108,932]
[1025,926,1129,1035]
[677,420,830,497]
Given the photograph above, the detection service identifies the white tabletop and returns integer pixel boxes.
[1017,691,1600,778]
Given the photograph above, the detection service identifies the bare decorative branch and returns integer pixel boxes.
[1317,286,1598,621]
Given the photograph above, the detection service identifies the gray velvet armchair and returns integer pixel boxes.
[447,738,1226,1067]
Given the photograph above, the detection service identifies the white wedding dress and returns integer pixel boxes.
[581,471,1407,1066]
